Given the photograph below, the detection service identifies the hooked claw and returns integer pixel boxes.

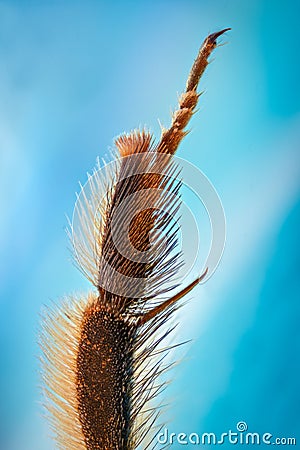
[206,28,231,46]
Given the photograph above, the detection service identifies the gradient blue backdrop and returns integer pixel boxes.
[0,1,299,449]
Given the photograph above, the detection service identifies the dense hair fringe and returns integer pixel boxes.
[70,130,183,304]
[40,293,181,450]
[130,304,182,449]
[43,131,184,449]
[39,294,95,449]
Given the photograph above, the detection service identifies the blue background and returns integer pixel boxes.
[0,0,299,448]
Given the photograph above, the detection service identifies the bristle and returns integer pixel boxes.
[115,130,153,157]
[40,294,95,449]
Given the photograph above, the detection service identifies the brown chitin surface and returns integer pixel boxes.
[98,131,181,308]
[100,134,158,284]
[76,300,137,449]
[157,29,230,155]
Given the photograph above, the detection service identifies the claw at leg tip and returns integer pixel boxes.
[207,27,231,44]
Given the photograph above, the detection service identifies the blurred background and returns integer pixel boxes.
[0,0,299,448]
